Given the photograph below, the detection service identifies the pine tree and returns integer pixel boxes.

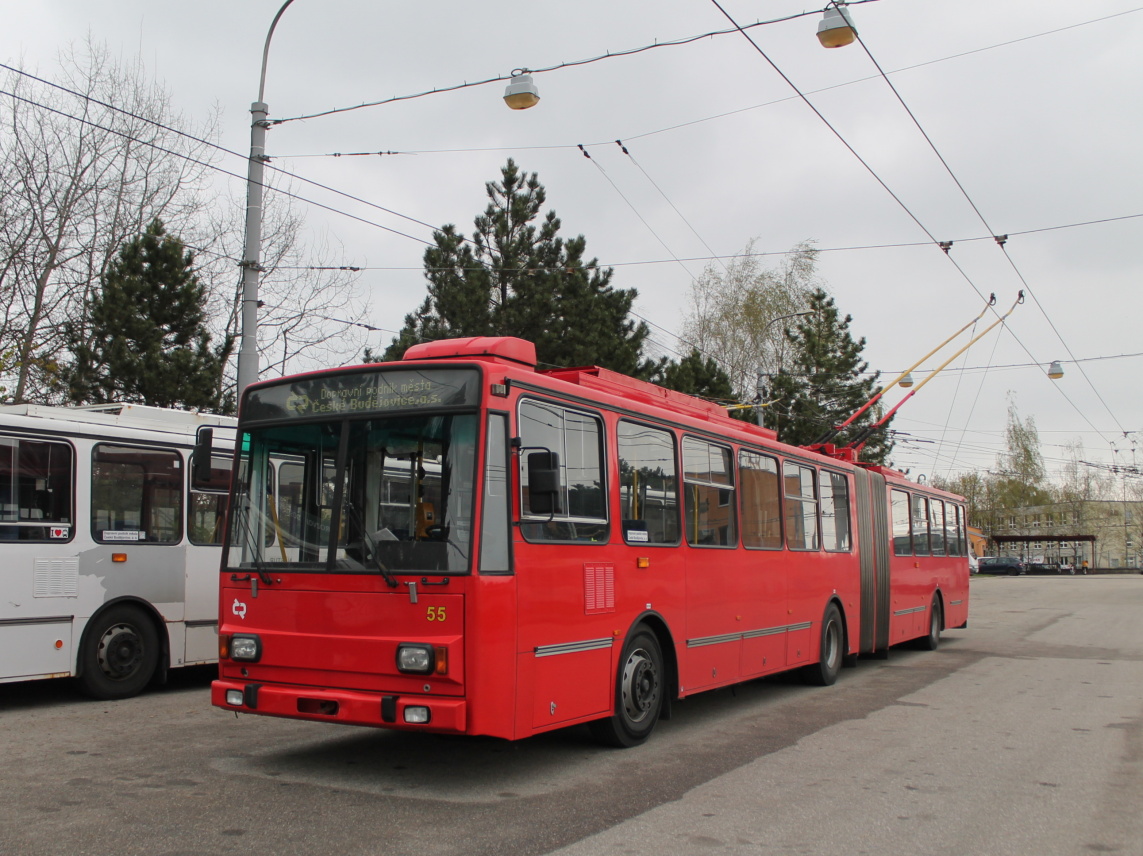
[383,160,653,376]
[762,289,893,464]
[653,349,736,402]
[63,219,233,411]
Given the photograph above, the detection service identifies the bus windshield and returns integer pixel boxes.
[227,412,478,574]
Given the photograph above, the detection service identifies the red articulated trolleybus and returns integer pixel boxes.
[211,336,969,746]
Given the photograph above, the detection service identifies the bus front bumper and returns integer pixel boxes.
[211,679,467,732]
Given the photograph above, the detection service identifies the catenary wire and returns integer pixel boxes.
[707,0,1117,454]
[848,10,1131,443]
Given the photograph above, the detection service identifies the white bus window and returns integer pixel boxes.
[0,437,74,542]
[91,444,182,544]
[189,454,232,546]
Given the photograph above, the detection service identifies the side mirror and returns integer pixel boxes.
[526,451,562,516]
[191,428,214,489]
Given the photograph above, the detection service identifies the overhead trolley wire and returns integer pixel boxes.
[707,0,1122,459]
[282,8,1143,159]
[848,12,1131,441]
[267,2,886,126]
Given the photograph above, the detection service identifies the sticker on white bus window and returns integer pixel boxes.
[102,530,143,542]
[49,527,70,539]
[626,529,649,542]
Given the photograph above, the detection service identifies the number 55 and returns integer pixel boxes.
[426,606,447,622]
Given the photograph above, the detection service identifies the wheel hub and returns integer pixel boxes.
[98,624,144,680]
[621,649,659,722]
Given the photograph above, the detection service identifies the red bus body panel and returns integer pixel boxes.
[213,337,969,740]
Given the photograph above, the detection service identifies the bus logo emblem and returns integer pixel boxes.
[232,599,247,620]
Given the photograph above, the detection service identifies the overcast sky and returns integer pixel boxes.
[4,0,1141,482]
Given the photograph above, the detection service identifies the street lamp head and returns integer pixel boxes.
[899,371,915,388]
[1048,360,1064,380]
[503,72,540,110]
[817,4,857,49]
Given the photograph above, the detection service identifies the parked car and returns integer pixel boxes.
[979,556,1025,575]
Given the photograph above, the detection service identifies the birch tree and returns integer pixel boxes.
[201,191,370,384]
[0,39,219,402]
[680,240,821,399]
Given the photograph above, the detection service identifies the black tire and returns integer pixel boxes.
[589,627,664,748]
[78,604,160,700]
[804,603,844,686]
[918,596,942,651]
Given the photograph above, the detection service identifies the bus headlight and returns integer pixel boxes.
[225,689,245,706]
[229,634,262,662]
[396,644,433,675]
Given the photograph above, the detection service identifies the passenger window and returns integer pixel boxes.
[739,450,782,549]
[618,421,679,545]
[783,461,819,551]
[683,437,735,547]
[518,400,607,543]
[0,437,74,542]
[820,470,852,552]
[891,490,911,556]
[92,444,182,544]
[930,499,946,556]
[189,453,232,546]
[479,413,511,571]
[911,494,931,556]
[952,505,966,557]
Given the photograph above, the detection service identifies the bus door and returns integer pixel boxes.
[89,443,187,613]
[185,446,233,663]
[514,399,615,732]
[736,450,787,678]
[680,437,746,692]
[780,460,823,667]
[0,433,77,679]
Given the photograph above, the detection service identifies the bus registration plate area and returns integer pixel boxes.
[221,585,465,693]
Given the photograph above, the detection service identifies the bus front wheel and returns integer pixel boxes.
[78,604,160,700]
[589,627,664,748]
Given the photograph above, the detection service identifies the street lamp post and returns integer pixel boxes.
[236,0,296,395]
[235,0,539,395]
[725,310,815,413]
[754,309,816,401]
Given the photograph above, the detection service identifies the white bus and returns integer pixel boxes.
[0,403,235,699]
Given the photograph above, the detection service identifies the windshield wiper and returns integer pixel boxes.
[343,500,399,589]
[232,495,274,590]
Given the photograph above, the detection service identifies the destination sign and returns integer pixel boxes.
[242,368,480,422]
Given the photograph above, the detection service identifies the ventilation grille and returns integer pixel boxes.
[34,558,79,598]
[584,563,615,614]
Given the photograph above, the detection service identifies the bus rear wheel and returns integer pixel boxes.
[78,604,160,700]
[918,596,942,651]
[589,627,663,748]
[804,603,843,687]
